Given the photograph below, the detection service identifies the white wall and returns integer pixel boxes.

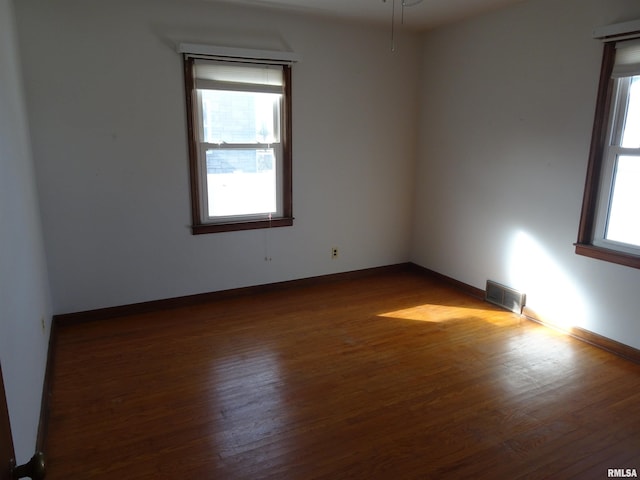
[5,0,640,461]
[15,0,640,355]
[14,0,420,314]
[412,0,640,348]
[0,0,52,464]
[7,0,640,465]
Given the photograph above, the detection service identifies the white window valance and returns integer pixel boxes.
[178,43,301,65]
[593,19,640,43]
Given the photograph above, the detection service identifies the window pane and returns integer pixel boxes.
[606,155,640,246]
[205,148,276,217]
[200,90,280,144]
[621,76,640,148]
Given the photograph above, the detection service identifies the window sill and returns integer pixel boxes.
[574,243,640,269]
[192,217,293,235]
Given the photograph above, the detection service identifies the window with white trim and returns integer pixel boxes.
[576,33,640,269]
[183,55,293,234]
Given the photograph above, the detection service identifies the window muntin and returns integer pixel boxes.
[576,39,640,268]
[197,87,282,221]
[593,72,640,255]
[184,56,293,234]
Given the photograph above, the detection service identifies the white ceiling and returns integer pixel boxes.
[213,0,526,30]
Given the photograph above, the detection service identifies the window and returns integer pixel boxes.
[576,37,640,269]
[183,55,293,234]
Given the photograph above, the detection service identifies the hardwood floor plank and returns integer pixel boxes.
[44,270,640,479]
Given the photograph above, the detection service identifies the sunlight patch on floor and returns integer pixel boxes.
[378,303,517,326]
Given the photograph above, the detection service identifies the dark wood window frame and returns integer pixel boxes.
[575,42,640,269]
[183,55,293,235]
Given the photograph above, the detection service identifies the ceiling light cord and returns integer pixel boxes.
[383,0,423,51]
[391,0,396,51]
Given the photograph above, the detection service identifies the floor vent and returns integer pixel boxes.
[485,280,526,314]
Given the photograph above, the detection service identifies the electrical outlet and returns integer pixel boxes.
[331,247,339,259]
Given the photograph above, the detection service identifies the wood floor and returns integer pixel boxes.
[45,268,640,479]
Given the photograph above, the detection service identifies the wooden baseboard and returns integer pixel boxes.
[53,262,640,366]
[38,261,639,477]
[522,306,640,365]
[408,264,486,300]
[410,265,640,365]
[36,317,57,454]
[53,263,414,326]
